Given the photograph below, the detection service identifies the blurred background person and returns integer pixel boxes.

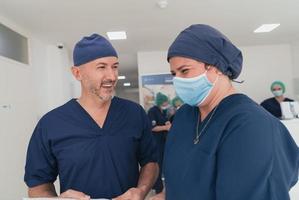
[147,92,172,194]
[261,81,294,118]
[169,96,183,122]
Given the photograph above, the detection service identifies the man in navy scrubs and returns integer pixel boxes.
[150,24,299,200]
[24,34,159,200]
[147,92,171,194]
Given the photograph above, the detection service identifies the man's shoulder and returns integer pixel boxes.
[114,96,143,110]
[40,99,75,122]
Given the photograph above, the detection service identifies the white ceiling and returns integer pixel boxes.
[1,0,299,89]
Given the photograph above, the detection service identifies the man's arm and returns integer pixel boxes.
[28,183,90,200]
[114,162,159,200]
[28,183,57,197]
[137,162,159,197]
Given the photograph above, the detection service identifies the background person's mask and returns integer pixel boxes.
[272,89,283,97]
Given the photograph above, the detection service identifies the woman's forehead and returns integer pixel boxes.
[272,84,282,89]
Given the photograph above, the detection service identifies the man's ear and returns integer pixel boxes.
[71,66,82,81]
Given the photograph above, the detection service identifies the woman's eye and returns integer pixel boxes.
[181,69,189,74]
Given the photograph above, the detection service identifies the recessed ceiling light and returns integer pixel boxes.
[123,82,131,87]
[157,0,168,8]
[254,24,280,33]
[107,31,127,40]
[118,75,126,80]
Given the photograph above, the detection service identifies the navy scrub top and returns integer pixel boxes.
[24,97,158,199]
[147,105,168,139]
[164,94,299,200]
[261,97,294,118]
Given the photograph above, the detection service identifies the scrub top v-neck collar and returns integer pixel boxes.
[71,97,117,133]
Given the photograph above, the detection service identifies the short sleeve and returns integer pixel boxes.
[216,114,274,200]
[24,120,58,187]
[216,111,299,200]
[138,109,158,167]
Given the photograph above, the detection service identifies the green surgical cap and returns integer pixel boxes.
[155,92,168,107]
[171,96,183,107]
[271,81,285,93]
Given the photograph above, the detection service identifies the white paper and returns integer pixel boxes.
[280,102,294,119]
[290,101,299,117]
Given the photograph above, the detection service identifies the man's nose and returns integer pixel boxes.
[104,68,117,81]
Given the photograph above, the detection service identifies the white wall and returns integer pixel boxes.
[236,44,295,103]
[0,54,37,200]
[138,44,297,104]
[0,16,74,199]
[31,39,76,118]
[290,41,299,100]
[291,41,299,78]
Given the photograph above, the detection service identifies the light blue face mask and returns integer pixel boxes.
[172,71,217,106]
[272,89,283,97]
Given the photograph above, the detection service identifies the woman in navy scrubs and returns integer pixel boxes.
[150,24,299,200]
[261,81,294,118]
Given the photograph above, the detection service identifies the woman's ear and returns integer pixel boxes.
[213,67,223,75]
[209,66,222,75]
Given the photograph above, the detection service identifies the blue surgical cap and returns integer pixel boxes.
[73,33,118,66]
[167,24,243,79]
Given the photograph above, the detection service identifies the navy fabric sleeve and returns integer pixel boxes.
[273,123,299,189]
[216,113,274,200]
[24,120,58,187]
[137,108,158,167]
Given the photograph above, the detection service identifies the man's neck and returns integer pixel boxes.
[78,94,111,111]
[77,94,112,128]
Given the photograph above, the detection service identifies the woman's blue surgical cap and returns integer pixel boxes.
[73,33,118,66]
[167,24,243,79]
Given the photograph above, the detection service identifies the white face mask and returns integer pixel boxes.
[272,89,283,97]
[161,105,170,110]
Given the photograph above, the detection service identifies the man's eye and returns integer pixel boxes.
[97,66,105,69]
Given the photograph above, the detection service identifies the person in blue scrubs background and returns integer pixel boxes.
[261,81,294,118]
[150,24,299,200]
[24,34,159,200]
[147,92,172,194]
[169,96,183,123]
